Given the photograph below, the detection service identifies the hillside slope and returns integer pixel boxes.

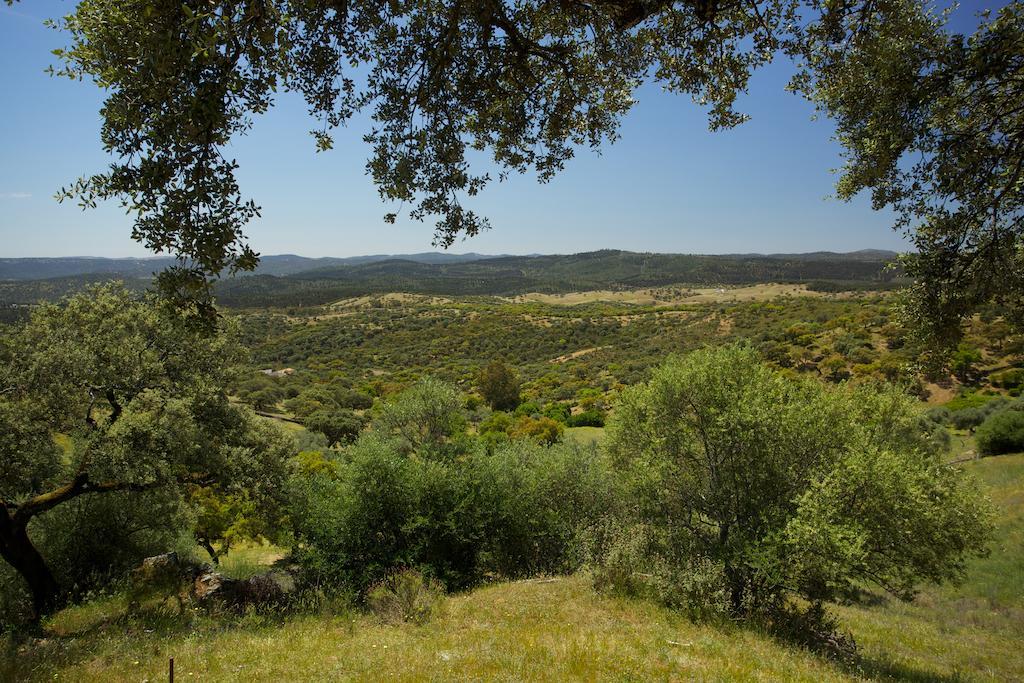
[9,454,1022,682]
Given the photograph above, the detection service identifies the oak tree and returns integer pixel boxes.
[0,285,291,617]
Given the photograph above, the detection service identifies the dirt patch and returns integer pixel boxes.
[549,347,605,364]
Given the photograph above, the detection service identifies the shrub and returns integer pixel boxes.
[24,489,189,607]
[290,435,481,591]
[951,344,983,382]
[976,410,1024,455]
[990,367,1024,390]
[335,389,374,411]
[607,345,992,618]
[509,415,563,445]
[513,401,542,417]
[587,521,728,620]
[542,402,571,423]
[283,385,338,418]
[949,397,1012,430]
[290,433,614,593]
[474,440,617,579]
[367,569,445,625]
[566,409,605,428]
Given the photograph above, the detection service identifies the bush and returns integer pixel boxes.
[975,410,1024,455]
[290,434,614,593]
[949,397,1012,430]
[587,521,728,620]
[513,401,542,417]
[566,409,605,428]
[32,489,190,601]
[474,440,617,579]
[990,367,1024,390]
[367,569,445,625]
[542,402,571,423]
[373,377,468,457]
[509,415,563,445]
[290,435,480,592]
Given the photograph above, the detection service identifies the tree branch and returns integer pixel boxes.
[13,475,161,524]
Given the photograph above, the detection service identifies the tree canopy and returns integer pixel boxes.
[0,285,292,617]
[38,0,1024,350]
[606,345,992,615]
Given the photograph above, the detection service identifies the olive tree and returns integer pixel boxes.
[373,377,468,458]
[606,345,992,616]
[0,285,292,618]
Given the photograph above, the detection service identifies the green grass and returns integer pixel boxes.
[834,454,1024,681]
[564,426,605,447]
[5,455,1022,682]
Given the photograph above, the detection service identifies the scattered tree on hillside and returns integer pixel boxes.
[374,377,468,457]
[0,286,291,618]
[477,361,522,412]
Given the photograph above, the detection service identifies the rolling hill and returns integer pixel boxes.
[0,249,904,308]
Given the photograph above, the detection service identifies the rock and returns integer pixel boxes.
[128,553,205,612]
[192,568,297,609]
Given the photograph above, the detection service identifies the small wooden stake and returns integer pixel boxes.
[169,656,174,683]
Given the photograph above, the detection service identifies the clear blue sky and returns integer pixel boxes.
[0,1,997,258]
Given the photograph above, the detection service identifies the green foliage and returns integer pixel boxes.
[476,361,521,412]
[509,415,564,445]
[513,401,541,417]
[976,410,1024,456]
[283,385,338,418]
[566,410,606,428]
[990,367,1024,390]
[946,391,1005,412]
[0,285,292,617]
[290,419,613,593]
[304,410,365,446]
[372,377,468,457]
[948,397,1015,431]
[807,1,1024,358]
[950,344,983,383]
[542,402,571,424]
[34,489,189,598]
[606,345,992,616]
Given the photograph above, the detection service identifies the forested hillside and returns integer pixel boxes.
[217,250,903,306]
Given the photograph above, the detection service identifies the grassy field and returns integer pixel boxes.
[564,426,605,447]
[506,283,841,306]
[5,454,1021,682]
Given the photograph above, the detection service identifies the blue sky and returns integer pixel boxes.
[0,1,997,258]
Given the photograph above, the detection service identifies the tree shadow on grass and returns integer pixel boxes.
[2,597,338,682]
[751,603,966,683]
[852,655,969,683]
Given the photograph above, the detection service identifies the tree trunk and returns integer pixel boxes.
[197,536,220,565]
[0,515,62,619]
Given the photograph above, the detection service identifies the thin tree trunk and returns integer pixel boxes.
[197,536,220,565]
[0,515,62,619]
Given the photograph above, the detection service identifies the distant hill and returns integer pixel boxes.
[214,249,904,307]
[0,249,905,308]
[0,253,501,281]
